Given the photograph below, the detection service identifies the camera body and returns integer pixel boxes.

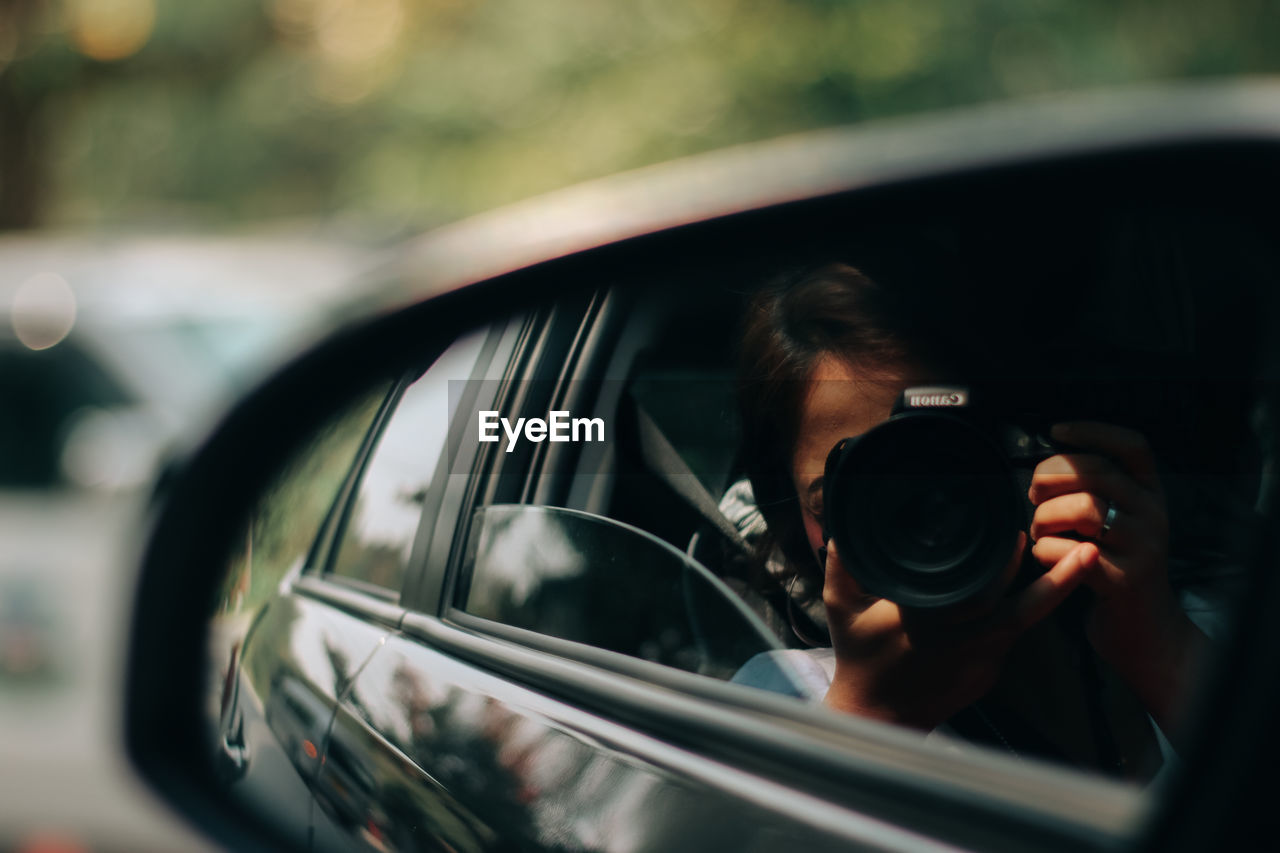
[821,386,1062,610]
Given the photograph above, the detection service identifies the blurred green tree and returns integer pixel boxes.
[2,0,1278,232]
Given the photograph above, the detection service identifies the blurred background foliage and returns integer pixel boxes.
[2,0,1279,235]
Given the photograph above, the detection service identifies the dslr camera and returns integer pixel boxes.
[822,386,1063,610]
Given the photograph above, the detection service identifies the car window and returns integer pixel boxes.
[457,504,785,680]
[435,295,797,685]
[325,329,490,595]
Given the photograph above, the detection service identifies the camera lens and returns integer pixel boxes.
[824,413,1022,609]
[879,466,984,569]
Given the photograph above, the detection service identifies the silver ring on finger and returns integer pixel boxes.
[1099,500,1118,539]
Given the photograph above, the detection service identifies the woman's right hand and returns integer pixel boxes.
[821,537,1099,730]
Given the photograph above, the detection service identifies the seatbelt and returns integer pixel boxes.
[627,399,752,556]
[622,394,830,646]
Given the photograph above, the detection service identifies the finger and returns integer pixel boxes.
[1030,535,1082,567]
[1031,534,1133,592]
[1029,492,1109,541]
[1028,453,1141,506]
[1051,421,1161,493]
[1032,533,1129,566]
[1009,541,1098,633]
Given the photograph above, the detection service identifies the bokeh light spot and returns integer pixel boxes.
[0,22,16,71]
[68,0,155,62]
[14,830,89,853]
[315,0,404,65]
[11,273,77,351]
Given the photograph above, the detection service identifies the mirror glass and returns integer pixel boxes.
[204,175,1275,849]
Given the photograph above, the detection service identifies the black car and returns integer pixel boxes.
[131,83,1280,852]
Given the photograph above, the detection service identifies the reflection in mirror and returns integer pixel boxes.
[214,384,387,618]
[206,385,388,846]
[203,191,1274,850]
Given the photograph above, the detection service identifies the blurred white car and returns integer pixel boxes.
[0,234,378,493]
[0,233,374,850]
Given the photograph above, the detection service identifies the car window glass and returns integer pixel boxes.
[458,504,785,680]
[327,329,488,594]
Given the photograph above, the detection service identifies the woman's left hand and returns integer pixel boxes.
[1027,421,1207,736]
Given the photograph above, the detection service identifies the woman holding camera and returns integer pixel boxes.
[734,262,1213,775]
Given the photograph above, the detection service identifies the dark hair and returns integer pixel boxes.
[737,262,944,597]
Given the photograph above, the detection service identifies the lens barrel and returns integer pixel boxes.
[823,412,1024,609]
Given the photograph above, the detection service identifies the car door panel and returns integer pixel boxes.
[317,627,934,852]
[230,591,395,848]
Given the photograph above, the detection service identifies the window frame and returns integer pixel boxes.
[400,290,603,616]
[302,320,517,613]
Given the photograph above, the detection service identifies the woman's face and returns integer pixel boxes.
[790,355,915,563]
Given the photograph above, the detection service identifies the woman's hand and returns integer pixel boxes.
[822,535,1097,730]
[1028,421,1207,734]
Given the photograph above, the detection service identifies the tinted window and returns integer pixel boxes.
[327,330,488,593]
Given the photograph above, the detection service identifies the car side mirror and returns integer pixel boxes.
[125,85,1280,853]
